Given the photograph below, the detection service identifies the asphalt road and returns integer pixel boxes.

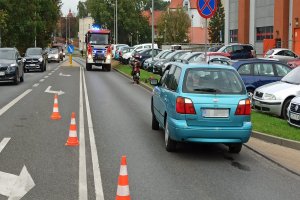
[0,57,299,200]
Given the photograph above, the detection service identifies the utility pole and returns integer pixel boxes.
[66,16,68,45]
[151,0,154,61]
[69,16,71,44]
[112,3,115,44]
[34,11,37,47]
[116,0,118,44]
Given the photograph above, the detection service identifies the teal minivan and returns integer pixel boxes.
[151,62,252,153]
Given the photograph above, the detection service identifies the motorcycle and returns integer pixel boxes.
[132,61,141,84]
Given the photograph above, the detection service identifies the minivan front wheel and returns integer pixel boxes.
[282,98,292,120]
[164,120,176,152]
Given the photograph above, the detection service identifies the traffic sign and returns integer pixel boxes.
[197,0,218,19]
[67,45,74,54]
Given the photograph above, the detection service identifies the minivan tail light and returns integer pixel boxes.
[235,99,251,115]
[176,97,196,114]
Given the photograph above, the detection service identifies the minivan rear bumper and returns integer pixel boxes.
[167,118,252,143]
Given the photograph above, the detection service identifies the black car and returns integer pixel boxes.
[0,48,24,85]
[153,50,191,75]
[23,47,47,72]
[132,49,161,68]
[217,43,256,60]
[143,50,172,71]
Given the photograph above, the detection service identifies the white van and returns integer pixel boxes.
[133,43,158,52]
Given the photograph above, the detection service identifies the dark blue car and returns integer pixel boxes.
[231,59,292,97]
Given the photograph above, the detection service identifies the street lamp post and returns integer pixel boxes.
[112,3,115,44]
[151,0,154,61]
[65,16,68,45]
[116,0,118,44]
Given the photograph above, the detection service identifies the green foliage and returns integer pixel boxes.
[157,9,191,43]
[86,0,151,44]
[77,1,88,18]
[144,0,170,11]
[208,0,225,43]
[0,0,61,52]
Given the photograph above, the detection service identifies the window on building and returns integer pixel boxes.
[229,29,238,43]
[183,0,189,11]
[256,26,273,42]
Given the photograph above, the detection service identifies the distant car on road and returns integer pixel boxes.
[0,48,24,85]
[23,47,47,72]
[288,96,300,128]
[231,59,292,97]
[150,62,252,153]
[47,48,61,63]
[252,67,300,119]
[264,48,299,63]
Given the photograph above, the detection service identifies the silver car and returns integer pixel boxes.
[252,67,300,119]
[288,96,300,128]
[264,48,298,63]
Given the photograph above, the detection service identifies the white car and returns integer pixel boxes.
[264,48,298,63]
[288,96,300,128]
[112,44,128,57]
[252,67,300,119]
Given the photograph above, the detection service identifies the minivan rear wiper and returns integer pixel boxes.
[194,88,218,93]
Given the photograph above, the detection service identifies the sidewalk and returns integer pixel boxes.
[245,138,300,175]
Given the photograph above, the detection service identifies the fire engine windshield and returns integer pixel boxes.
[89,33,109,45]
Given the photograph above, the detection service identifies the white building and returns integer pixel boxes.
[78,16,94,51]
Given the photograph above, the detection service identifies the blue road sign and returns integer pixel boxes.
[197,0,218,19]
[67,45,74,54]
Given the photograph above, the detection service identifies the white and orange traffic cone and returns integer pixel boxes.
[116,156,131,200]
[65,112,79,146]
[50,94,62,120]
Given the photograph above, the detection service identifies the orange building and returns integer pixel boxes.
[225,0,300,55]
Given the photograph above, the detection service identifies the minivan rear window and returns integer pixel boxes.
[183,68,245,94]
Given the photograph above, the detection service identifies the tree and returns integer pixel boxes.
[0,10,8,47]
[208,0,224,43]
[144,0,170,11]
[77,1,88,18]
[157,9,191,43]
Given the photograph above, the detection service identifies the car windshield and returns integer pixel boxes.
[179,52,192,60]
[26,48,42,55]
[281,67,300,85]
[161,51,172,59]
[89,33,109,45]
[165,51,177,59]
[183,68,245,94]
[0,49,15,60]
[155,50,168,58]
[266,50,274,56]
[49,49,58,53]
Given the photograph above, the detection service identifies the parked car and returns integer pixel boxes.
[132,48,161,68]
[0,48,24,84]
[217,43,256,60]
[115,45,129,60]
[133,43,158,52]
[176,52,203,63]
[264,48,298,63]
[252,67,300,119]
[153,50,191,75]
[120,47,134,64]
[288,96,300,128]
[231,59,292,97]
[150,62,252,153]
[208,45,223,52]
[287,58,300,68]
[47,48,61,63]
[112,44,127,58]
[193,53,231,65]
[143,50,172,71]
[23,47,47,72]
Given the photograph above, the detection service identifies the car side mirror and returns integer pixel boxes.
[150,79,159,86]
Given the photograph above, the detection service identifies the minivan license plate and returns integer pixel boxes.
[202,109,229,118]
[0,71,5,76]
[290,113,300,121]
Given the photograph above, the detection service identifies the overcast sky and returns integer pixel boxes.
[61,0,81,16]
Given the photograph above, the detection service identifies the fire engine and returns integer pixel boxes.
[85,25,112,71]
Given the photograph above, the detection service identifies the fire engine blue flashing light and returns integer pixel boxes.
[91,24,101,30]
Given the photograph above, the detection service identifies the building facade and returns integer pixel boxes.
[78,17,95,51]
[225,0,300,55]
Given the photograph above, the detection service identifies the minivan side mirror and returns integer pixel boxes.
[150,79,159,86]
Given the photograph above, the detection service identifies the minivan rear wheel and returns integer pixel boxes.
[165,120,176,152]
[228,143,242,154]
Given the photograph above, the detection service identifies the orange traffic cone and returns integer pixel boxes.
[50,94,62,120]
[116,156,131,200]
[65,112,79,146]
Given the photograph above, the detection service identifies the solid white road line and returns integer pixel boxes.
[0,138,10,154]
[48,73,52,76]
[79,66,88,199]
[82,67,105,199]
[39,79,45,82]
[33,83,39,87]
[0,89,32,117]
[44,76,49,78]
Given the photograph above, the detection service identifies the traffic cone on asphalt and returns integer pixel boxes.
[50,94,62,120]
[65,112,79,146]
[116,156,131,200]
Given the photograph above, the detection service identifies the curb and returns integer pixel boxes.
[114,67,300,152]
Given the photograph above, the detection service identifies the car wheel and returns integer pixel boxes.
[13,70,20,85]
[228,143,242,154]
[282,98,293,120]
[86,64,92,71]
[247,89,254,99]
[152,114,159,130]
[164,119,177,152]
[106,64,111,71]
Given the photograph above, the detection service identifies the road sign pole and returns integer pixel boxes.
[205,19,207,60]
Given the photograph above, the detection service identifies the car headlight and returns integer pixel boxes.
[22,58,26,62]
[263,93,276,100]
[39,58,43,62]
[88,54,92,59]
[55,55,59,59]
[7,64,17,72]
[106,54,111,60]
